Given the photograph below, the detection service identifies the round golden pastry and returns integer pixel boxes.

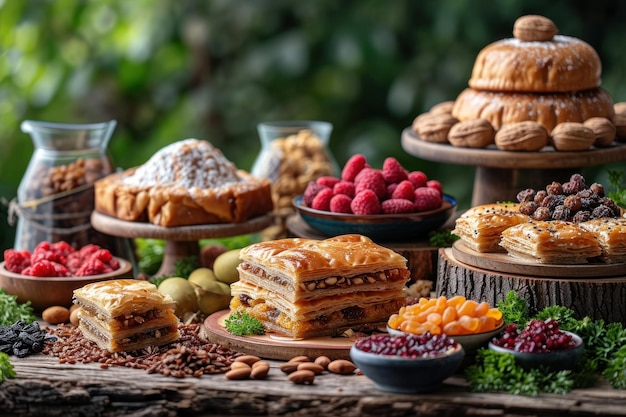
[452,88,615,134]
[468,35,601,93]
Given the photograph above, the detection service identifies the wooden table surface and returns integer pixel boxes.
[3,346,626,417]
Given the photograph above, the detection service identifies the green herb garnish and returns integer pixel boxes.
[468,290,626,394]
[428,229,459,247]
[0,352,16,382]
[0,289,37,326]
[607,169,626,208]
[224,311,266,336]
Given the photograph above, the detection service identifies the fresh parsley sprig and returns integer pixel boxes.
[0,352,16,382]
[224,311,266,336]
[0,289,37,326]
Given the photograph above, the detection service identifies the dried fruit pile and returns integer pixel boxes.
[491,319,577,353]
[3,241,120,277]
[354,333,458,358]
[516,173,621,222]
[303,154,444,215]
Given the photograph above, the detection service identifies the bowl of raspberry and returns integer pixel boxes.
[1,241,133,312]
[488,319,584,371]
[350,332,465,394]
[293,155,457,241]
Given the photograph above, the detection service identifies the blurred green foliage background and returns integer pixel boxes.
[1,0,626,256]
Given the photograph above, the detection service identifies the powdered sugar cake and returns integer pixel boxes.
[94,139,273,227]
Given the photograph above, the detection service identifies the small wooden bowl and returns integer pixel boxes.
[0,258,133,312]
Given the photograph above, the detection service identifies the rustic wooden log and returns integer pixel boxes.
[437,247,626,324]
[2,354,626,417]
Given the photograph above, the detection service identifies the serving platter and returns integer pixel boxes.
[450,240,626,278]
[204,310,368,361]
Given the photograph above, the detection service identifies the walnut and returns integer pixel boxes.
[583,117,616,147]
[448,119,495,148]
[513,15,558,42]
[551,122,595,151]
[413,113,458,144]
[612,112,626,141]
[429,100,455,115]
[494,121,549,151]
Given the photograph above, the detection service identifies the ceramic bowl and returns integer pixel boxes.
[293,194,456,241]
[488,331,584,371]
[350,334,465,394]
[387,323,505,353]
[0,258,133,312]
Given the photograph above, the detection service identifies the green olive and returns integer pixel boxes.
[213,249,242,284]
[196,290,231,315]
[158,277,198,317]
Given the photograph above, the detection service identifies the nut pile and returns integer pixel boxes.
[43,323,243,378]
[516,173,621,222]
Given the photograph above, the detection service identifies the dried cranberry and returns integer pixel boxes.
[355,333,458,358]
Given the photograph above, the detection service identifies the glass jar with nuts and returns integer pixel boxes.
[252,121,339,239]
[12,120,124,254]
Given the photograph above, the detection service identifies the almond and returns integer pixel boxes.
[225,367,251,380]
[495,121,549,151]
[314,355,331,370]
[551,122,595,151]
[327,359,357,375]
[583,117,616,147]
[250,362,270,379]
[288,355,311,363]
[288,369,315,385]
[297,362,325,375]
[230,361,252,370]
[279,361,301,374]
[234,355,261,366]
[42,306,70,325]
[513,15,558,42]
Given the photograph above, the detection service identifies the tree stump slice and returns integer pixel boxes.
[437,248,626,324]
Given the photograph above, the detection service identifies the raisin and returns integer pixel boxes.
[534,190,548,205]
[590,183,605,197]
[551,205,570,221]
[518,201,538,215]
[516,188,536,203]
[592,205,614,219]
[533,207,551,221]
[341,306,364,321]
[238,294,252,307]
[563,195,582,211]
[546,181,563,195]
[572,211,591,223]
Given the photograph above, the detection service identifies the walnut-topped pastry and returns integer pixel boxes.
[95,139,273,227]
[452,15,614,135]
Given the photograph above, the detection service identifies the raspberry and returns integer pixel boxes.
[22,260,60,277]
[32,241,52,254]
[89,248,113,264]
[66,252,84,274]
[333,180,356,198]
[329,194,353,213]
[414,187,443,212]
[316,176,340,189]
[382,198,415,214]
[354,168,387,199]
[426,179,443,196]
[31,250,65,265]
[51,262,71,277]
[341,154,367,182]
[78,244,101,259]
[50,241,75,258]
[386,183,398,198]
[303,182,328,206]
[3,249,31,273]
[408,171,428,188]
[391,180,415,201]
[351,189,381,215]
[382,157,408,184]
[311,188,334,211]
[75,258,109,276]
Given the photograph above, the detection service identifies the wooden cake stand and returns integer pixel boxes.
[91,211,273,276]
[401,127,626,206]
[437,241,626,325]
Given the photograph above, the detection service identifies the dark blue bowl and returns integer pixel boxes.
[293,194,456,241]
[350,337,465,394]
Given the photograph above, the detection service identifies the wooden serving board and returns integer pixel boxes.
[204,310,358,361]
[451,240,626,278]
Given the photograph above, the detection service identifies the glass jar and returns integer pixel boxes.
[12,120,122,253]
[251,121,340,239]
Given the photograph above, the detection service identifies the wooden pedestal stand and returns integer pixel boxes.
[437,242,626,324]
[401,127,626,207]
[90,211,273,276]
